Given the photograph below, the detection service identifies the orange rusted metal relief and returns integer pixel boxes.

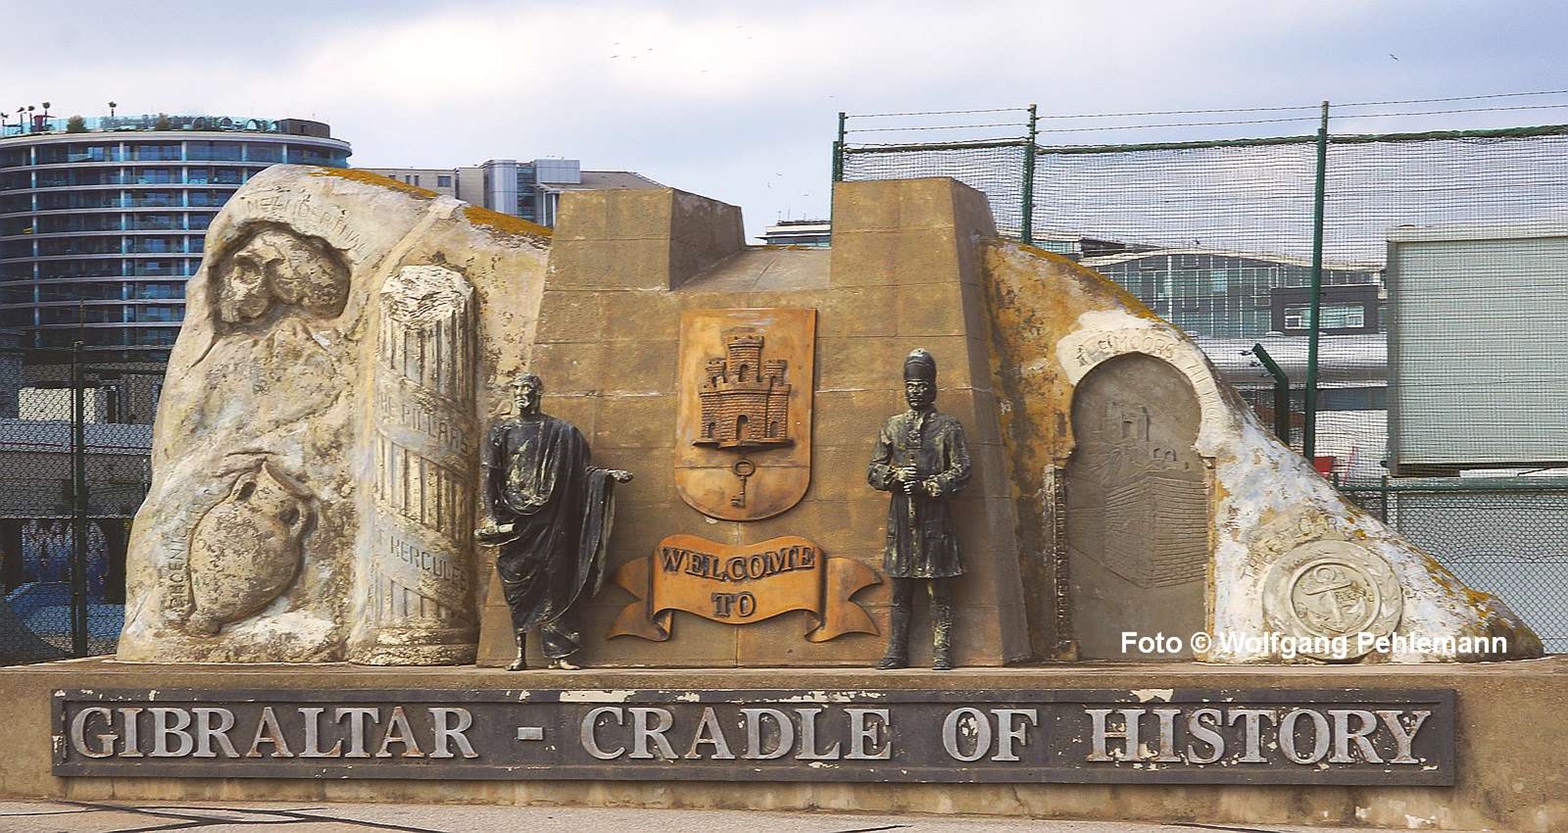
[674,308,816,520]
[609,534,879,641]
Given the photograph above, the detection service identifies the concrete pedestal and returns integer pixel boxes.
[1,657,1563,832]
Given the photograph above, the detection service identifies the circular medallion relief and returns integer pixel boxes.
[1261,540,1403,660]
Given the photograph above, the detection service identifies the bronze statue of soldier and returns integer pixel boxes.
[477,374,632,670]
[867,348,972,670]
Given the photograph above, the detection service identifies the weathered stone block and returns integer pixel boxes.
[117,167,550,665]
[982,240,1543,663]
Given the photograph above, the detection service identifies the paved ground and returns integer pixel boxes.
[0,802,1513,833]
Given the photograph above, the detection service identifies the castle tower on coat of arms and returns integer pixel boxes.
[695,329,793,450]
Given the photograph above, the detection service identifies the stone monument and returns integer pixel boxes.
[115,168,1540,669]
[116,167,551,664]
[2,167,1554,832]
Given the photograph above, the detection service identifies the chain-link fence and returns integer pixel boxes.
[837,99,1568,652]
[0,341,153,665]
[838,107,1568,478]
[1343,481,1568,653]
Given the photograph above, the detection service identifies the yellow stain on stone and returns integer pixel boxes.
[983,239,1541,663]
[462,205,552,241]
[308,167,438,199]
[982,239,1167,484]
[1013,243,1163,322]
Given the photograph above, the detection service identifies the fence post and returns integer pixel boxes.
[1021,104,1038,245]
[830,112,847,231]
[832,112,846,183]
[69,341,88,656]
[1250,343,1292,443]
[1303,101,1329,462]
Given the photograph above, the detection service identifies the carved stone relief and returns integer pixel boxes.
[118,166,551,665]
[675,308,816,521]
[350,265,479,665]
[694,330,795,451]
[1262,540,1403,660]
[183,460,315,636]
[120,214,362,661]
[212,224,349,333]
[1065,353,1209,660]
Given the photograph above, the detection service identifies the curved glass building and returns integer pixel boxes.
[0,115,350,360]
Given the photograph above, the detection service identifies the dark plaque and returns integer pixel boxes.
[55,688,1453,785]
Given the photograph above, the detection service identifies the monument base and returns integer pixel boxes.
[2,657,1563,832]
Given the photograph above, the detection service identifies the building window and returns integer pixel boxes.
[437,175,452,188]
[1283,303,1366,331]
[245,144,283,163]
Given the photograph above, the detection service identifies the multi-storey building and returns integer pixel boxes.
[1080,248,1383,340]
[758,219,831,247]
[0,115,350,653]
[0,115,351,361]
[362,159,661,227]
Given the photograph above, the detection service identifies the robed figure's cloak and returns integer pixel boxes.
[483,413,618,636]
[867,409,972,578]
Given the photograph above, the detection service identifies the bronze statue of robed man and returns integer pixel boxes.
[477,373,632,670]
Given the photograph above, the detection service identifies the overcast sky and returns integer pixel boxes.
[6,0,1567,240]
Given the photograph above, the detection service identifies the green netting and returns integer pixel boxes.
[1033,140,1320,257]
[1344,483,1568,653]
[841,111,1568,653]
[1023,129,1568,483]
[841,121,1568,480]
[843,142,1030,236]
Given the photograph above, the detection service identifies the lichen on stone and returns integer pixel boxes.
[309,167,438,199]
[463,205,552,241]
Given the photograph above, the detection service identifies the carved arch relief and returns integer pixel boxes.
[1063,352,1210,661]
[1055,319,1236,458]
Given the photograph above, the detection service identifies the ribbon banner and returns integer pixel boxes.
[610,534,879,642]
